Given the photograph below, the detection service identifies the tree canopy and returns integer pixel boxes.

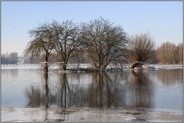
[128,33,155,63]
[81,17,128,71]
[24,23,55,72]
[51,20,81,70]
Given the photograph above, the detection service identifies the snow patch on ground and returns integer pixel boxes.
[1,107,183,122]
[1,64,183,71]
[151,64,183,70]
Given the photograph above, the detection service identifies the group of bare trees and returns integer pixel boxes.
[24,17,182,71]
[24,20,81,72]
[24,17,129,71]
[157,42,183,64]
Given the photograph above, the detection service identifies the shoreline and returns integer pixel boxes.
[2,107,183,122]
[1,64,183,70]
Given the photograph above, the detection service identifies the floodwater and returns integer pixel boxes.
[1,65,183,122]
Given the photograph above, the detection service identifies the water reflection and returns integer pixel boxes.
[56,72,127,108]
[57,73,70,108]
[15,68,182,121]
[89,72,112,107]
[55,72,117,108]
[26,70,155,109]
[126,70,153,108]
[25,72,51,108]
[2,66,183,122]
[25,72,51,122]
[25,86,41,107]
[88,72,127,108]
[156,69,183,86]
[2,69,18,80]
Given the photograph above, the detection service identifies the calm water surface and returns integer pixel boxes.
[2,65,183,113]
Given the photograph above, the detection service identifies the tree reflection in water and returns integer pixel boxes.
[156,69,183,86]
[25,70,154,109]
[25,72,51,108]
[89,72,112,107]
[126,70,154,108]
[88,72,128,108]
[57,73,71,108]
[55,72,118,108]
[25,86,41,107]
[25,72,52,122]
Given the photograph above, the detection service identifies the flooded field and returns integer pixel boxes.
[1,64,183,122]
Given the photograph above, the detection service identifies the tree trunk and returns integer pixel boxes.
[62,64,67,71]
[44,62,48,73]
[44,54,49,73]
[60,62,67,71]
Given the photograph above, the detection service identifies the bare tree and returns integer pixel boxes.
[81,17,128,71]
[128,33,155,68]
[51,20,81,71]
[24,23,55,72]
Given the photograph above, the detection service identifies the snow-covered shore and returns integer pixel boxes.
[1,64,183,70]
[148,64,183,70]
[1,107,183,122]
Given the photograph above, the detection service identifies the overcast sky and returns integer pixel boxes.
[1,1,183,56]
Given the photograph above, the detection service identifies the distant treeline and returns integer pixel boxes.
[157,42,183,64]
[1,52,18,64]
